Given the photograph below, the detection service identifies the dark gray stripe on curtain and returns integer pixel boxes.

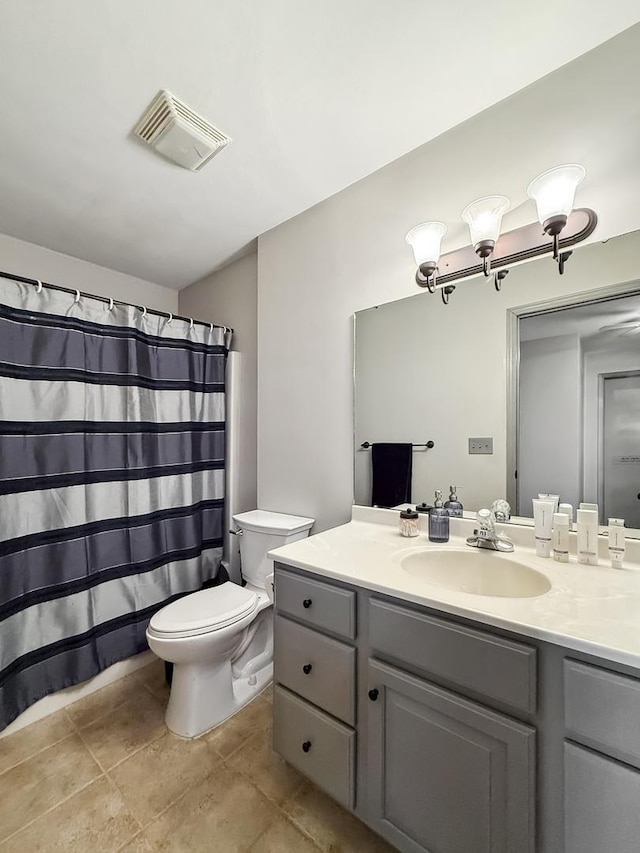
[0,364,223,393]
[0,430,225,480]
[0,315,226,388]
[0,420,224,435]
[0,506,224,619]
[0,459,224,497]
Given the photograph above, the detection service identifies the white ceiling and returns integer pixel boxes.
[0,2,639,289]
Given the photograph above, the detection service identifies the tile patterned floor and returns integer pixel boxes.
[0,659,394,852]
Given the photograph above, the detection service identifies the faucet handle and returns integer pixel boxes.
[477,508,494,528]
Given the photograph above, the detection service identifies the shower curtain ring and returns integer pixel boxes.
[167,312,173,324]
[105,298,114,312]
[74,289,81,304]
[140,305,147,318]
[209,322,214,333]
[189,318,194,330]
[35,279,43,294]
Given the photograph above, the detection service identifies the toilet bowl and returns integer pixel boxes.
[146,509,314,738]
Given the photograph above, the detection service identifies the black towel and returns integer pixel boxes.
[371,443,413,508]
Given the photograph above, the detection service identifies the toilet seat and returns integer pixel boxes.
[148,582,258,639]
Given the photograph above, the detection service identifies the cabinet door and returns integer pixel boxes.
[565,742,640,853]
[366,659,536,853]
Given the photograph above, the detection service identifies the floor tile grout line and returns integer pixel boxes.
[103,768,148,836]
[219,750,323,851]
[0,728,78,778]
[0,772,106,846]
[66,684,165,735]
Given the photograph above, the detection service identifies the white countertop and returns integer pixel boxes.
[268,507,640,670]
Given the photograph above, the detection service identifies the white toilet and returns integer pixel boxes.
[146,509,314,738]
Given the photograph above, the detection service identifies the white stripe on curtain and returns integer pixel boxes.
[0,377,225,422]
[0,468,225,541]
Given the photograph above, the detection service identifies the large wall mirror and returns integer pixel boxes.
[354,228,640,536]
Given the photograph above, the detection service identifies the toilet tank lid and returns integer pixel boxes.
[149,583,257,635]
[233,509,315,536]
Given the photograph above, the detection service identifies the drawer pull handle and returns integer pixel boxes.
[368,688,379,702]
[302,598,312,609]
[303,663,313,675]
[302,740,312,753]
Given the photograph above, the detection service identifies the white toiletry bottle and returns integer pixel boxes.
[608,518,626,568]
[558,503,573,525]
[552,513,569,562]
[576,509,599,566]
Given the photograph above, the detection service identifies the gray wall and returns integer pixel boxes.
[179,251,258,515]
[518,334,582,515]
[0,232,177,312]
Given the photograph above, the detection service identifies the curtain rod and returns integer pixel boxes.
[0,269,233,334]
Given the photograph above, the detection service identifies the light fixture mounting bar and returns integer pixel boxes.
[416,208,597,288]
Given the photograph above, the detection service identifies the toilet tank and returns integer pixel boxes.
[233,510,314,589]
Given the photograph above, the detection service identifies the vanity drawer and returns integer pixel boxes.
[275,567,356,640]
[564,659,640,768]
[369,597,537,714]
[275,615,356,725]
[274,685,355,809]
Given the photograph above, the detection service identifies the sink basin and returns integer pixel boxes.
[399,548,551,598]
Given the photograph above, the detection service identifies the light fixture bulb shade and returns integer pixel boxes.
[527,164,586,228]
[405,221,447,267]
[461,195,510,249]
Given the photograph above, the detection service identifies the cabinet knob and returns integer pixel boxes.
[368,688,379,702]
[302,598,312,609]
[303,663,313,675]
[302,740,312,753]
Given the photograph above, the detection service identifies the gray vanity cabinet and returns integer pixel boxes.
[366,659,536,853]
[272,563,640,853]
[564,743,640,853]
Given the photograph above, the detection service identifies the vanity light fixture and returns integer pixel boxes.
[461,195,511,277]
[405,222,447,292]
[527,164,586,273]
[407,164,596,304]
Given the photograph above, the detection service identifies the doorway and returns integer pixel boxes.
[601,372,640,527]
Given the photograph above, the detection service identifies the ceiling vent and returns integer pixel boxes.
[133,90,231,171]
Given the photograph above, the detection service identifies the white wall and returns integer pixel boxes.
[518,334,582,515]
[257,27,640,531]
[0,232,177,312]
[179,252,258,520]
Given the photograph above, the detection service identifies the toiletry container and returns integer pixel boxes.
[444,486,463,518]
[552,513,569,562]
[429,490,450,543]
[608,518,626,568]
[576,508,599,566]
[399,507,420,537]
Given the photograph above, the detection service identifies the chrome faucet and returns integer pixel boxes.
[466,508,514,553]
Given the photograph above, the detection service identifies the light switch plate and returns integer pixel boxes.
[469,437,493,454]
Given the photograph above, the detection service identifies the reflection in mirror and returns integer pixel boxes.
[354,229,640,537]
[515,290,640,529]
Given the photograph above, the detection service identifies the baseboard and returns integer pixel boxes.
[0,650,155,739]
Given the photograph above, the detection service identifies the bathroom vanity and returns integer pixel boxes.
[270,510,640,853]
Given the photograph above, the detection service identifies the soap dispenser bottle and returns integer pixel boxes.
[429,490,450,543]
[444,486,463,518]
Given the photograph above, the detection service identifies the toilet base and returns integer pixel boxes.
[165,660,273,739]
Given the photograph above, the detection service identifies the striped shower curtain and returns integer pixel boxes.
[0,278,231,730]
